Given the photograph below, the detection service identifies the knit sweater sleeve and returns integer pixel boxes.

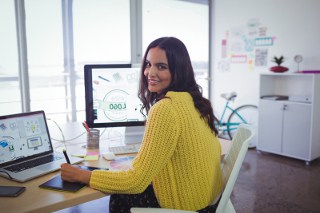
[89,99,179,193]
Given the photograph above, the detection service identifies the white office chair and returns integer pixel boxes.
[131,124,254,213]
[216,124,254,213]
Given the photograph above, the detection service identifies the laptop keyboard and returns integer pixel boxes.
[4,155,63,173]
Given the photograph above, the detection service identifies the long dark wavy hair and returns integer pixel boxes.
[138,37,218,135]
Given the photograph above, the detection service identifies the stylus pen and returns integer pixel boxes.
[98,75,110,82]
[63,149,71,164]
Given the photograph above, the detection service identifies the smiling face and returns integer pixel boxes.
[143,47,172,94]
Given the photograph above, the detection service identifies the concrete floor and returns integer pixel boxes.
[55,149,320,213]
[232,149,320,213]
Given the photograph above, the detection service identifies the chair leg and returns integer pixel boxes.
[225,199,236,213]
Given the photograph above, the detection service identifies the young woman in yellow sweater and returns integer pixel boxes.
[61,37,222,212]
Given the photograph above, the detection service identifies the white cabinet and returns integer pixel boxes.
[282,103,311,159]
[258,73,320,164]
[258,100,283,154]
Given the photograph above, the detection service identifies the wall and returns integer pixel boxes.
[210,0,320,118]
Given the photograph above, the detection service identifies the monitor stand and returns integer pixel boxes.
[124,126,145,145]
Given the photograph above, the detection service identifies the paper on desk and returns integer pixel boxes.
[71,153,86,158]
[84,151,99,161]
[109,156,134,170]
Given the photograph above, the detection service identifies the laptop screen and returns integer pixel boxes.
[0,111,53,165]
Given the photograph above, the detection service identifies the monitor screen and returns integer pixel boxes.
[84,64,146,128]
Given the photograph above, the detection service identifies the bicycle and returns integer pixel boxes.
[216,92,258,146]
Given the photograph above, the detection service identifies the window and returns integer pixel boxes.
[143,0,209,97]
[24,0,65,121]
[0,0,21,114]
[73,0,131,65]
[73,0,131,122]
[1,0,210,122]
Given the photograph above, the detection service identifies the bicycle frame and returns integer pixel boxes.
[218,100,249,134]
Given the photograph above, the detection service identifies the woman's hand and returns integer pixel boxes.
[60,163,92,184]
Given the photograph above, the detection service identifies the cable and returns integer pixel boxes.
[46,118,67,151]
[50,132,86,143]
[47,118,120,150]
[46,118,110,150]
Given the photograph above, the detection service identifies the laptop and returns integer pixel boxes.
[0,111,84,182]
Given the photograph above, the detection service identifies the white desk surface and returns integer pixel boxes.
[0,122,231,213]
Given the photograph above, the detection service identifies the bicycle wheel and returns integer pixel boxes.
[227,105,258,145]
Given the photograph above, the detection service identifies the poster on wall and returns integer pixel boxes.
[218,18,275,72]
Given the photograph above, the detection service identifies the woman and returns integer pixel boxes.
[61,37,222,212]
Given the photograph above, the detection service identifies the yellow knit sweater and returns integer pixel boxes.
[90,91,222,211]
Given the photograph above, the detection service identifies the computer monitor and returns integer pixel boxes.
[84,64,145,144]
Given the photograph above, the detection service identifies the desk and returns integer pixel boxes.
[0,122,231,213]
[0,147,109,213]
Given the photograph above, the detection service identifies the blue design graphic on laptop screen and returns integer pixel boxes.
[0,114,51,164]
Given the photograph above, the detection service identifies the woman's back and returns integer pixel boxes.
[137,92,222,211]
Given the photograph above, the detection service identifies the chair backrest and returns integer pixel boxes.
[216,124,254,213]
